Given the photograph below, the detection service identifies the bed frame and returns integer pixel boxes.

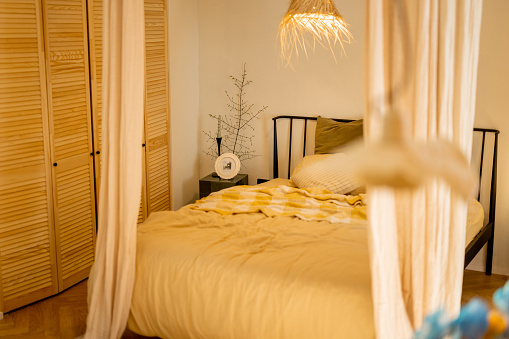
[272,115,499,275]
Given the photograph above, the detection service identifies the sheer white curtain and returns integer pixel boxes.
[84,1,145,338]
[365,0,483,338]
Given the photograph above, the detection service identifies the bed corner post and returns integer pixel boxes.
[273,117,278,179]
[486,131,499,276]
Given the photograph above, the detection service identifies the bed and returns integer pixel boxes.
[127,116,499,338]
[270,115,499,274]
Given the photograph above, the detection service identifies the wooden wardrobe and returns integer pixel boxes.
[0,0,170,314]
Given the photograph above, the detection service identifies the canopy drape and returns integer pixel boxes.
[84,0,145,338]
[365,0,483,338]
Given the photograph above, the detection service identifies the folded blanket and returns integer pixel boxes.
[190,185,367,224]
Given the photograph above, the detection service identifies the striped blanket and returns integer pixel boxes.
[190,185,367,224]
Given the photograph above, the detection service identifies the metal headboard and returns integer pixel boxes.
[272,115,499,273]
[272,115,354,179]
[468,127,499,271]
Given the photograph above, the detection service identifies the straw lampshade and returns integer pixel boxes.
[279,0,353,66]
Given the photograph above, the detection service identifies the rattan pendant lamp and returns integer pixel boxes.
[279,0,353,66]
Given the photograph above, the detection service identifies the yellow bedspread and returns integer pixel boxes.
[190,185,367,223]
[128,186,374,339]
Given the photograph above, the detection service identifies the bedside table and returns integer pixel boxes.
[199,173,248,198]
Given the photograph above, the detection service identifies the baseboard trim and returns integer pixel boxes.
[466,264,484,272]
[466,263,509,276]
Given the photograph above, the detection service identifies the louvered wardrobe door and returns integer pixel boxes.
[0,0,58,313]
[88,0,102,197]
[42,0,96,290]
[144,0,171,215]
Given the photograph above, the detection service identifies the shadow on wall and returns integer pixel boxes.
[174,156,200,210]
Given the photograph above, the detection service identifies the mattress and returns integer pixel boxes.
[128,184,374,339]
[466,198,485,246]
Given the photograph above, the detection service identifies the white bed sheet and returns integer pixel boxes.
[466,198,485,246]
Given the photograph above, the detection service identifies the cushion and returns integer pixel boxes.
[314,117,363,154]
[290,154,363,195]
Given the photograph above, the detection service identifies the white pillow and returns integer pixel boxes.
[290,154,363,195]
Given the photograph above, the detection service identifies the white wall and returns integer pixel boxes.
[197,0,366,184]
[469,0,509,275]
[168,0,201,209]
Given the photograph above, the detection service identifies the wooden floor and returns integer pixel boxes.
[461,269,509,306]
[0,270,507,338]
[0,280,88,339]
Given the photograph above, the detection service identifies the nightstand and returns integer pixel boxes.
[199,173,248,198]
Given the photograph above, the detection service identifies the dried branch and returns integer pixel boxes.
[203,64,266,162]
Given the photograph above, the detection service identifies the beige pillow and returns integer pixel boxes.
[291,154,330,177]
[314,116,363,154]
[290,154,362,195]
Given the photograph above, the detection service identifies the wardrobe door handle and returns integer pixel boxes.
[53,163,57,167]
[96,151,100,154]
[90,152,94,156]
[142,143,146,147]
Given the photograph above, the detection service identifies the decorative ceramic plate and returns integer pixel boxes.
[215,153,241,179]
